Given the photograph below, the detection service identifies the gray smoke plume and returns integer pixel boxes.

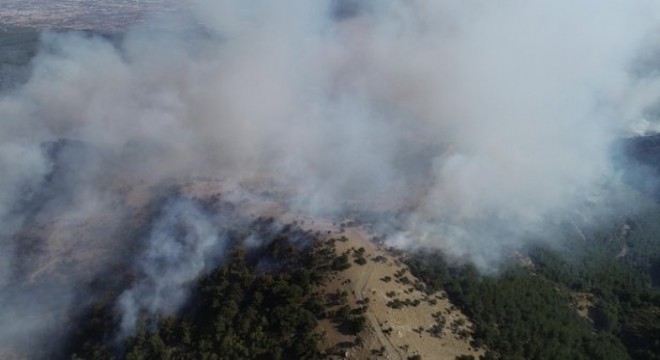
[3,0,660,354]
[117,199,228,337]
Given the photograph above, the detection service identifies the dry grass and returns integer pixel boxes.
[313,225,482,360]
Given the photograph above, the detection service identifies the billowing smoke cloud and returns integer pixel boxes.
[3,0,660,354]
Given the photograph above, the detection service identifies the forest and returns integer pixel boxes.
[63,216,367,360]
[406,207,660,360]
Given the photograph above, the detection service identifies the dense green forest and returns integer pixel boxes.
[406,207,660,360]
[63,217,367,360]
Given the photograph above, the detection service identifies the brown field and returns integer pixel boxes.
[304,224,482,360]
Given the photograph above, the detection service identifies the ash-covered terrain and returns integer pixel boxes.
[2,1,660,359]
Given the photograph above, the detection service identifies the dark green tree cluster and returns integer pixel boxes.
[407,256,630,359]
[66,219,340,360]
[529,220,660,359]
[406,204,660,360]
[125,248,321,360]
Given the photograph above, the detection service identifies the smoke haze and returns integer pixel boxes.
[117,199,229,337]
[3,0,660,355]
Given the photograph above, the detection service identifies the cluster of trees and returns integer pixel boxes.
[406,207,660,360]
[528,214,660,359]
[65,218,358,360]
[117,247,322,360]
[408,255,631,359]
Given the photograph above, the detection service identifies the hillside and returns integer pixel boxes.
[1,176,658,359]
[56,179,482,360]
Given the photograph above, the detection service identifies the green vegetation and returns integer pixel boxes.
[406,208,660,360]
[65,219,364,360]
[408,255,631,359]
[353,247,367,265]
[331,253,351,271]
[61,201,660,360]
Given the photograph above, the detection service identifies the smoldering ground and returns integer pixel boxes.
[3,0,660,356]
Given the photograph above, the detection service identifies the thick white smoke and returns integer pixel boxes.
[3,0,660,353]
